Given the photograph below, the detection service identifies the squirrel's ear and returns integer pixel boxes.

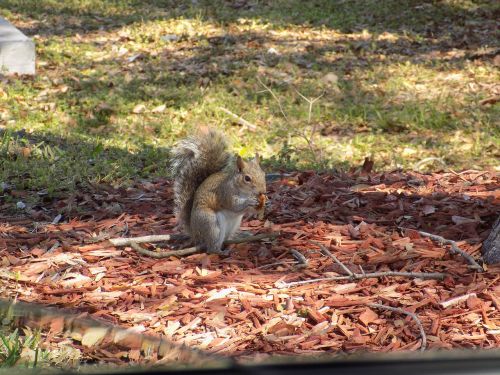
[236,155,245,172]
[253,153,260,164]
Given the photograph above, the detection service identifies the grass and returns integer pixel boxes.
[0,328,49,368]
[0,327,82,368]
[0,303,81,369]
[0,0,499,204]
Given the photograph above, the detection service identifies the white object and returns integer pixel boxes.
[0,17,35,75]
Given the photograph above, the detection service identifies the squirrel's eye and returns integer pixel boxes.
[244,175,252,182]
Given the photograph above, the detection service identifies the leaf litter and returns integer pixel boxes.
[0,170,499,364]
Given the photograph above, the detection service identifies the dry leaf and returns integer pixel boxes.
[132,104,146,114]
[152,104,166,113]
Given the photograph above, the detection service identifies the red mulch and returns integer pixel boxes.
[1,170,499,362]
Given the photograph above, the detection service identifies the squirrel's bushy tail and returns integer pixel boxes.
[171,128,230,232]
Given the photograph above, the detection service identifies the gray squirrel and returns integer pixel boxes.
[171,128,266,254]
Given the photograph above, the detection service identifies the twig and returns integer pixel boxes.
[313,242,353,276]
[258,261,297,270]
[439,292,477,309]
[224,232,280,244]
[130,242,198,259]
[479,95,500,106]
[369,303,427,351]
[447,168,469,182]
[277,271,446,288]
[290,249,308,269]
[256,76,288,121]
[257,248,308,270]
[413,157,446,171]
[111,232,278,248]
[123,232,280,259]
[294,89,324,126]
[411,229,483,272]
[110,234,178,247]
[278,241,447,288]
[294,89,324,162]
[218,107,257,131]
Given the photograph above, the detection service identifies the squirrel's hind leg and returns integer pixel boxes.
[191,208,226,254]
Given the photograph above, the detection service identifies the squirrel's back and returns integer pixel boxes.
[171,128,231,232]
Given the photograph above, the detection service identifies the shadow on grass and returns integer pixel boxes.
[0,0,498,197]
[3,0,499,38]
[2,0,497,135]
[52,29,497,138]
[0,128,171,196]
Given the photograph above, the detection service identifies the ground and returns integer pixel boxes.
[1,170,499,366]
[0,0,499,369]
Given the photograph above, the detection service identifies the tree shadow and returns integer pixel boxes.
[4,0,499,38]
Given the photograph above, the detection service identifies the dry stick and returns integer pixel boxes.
[130,242,198,259]
[294,89,325,162]
[111,232,278,248]
[290,249,308,269]
[369,303,427,352]
[413,157,446,171]
[110,234,176,247]
[258,261,297,270]
[278,241,447,288]
[124,232,280,259]
[278,271,446,288]
[313,241,354,276]
[256,76,288,121]
[407,229,483,272]
[218,107,257,131]
[294,89,324,126]
[224,232,280,244]
[258,248,308,270]
[447,168,469,183]
[439,292,477,309]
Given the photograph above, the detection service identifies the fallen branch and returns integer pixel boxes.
[277,242,446,288]
[369,303,427,351]
[111,232,278,248]
[122,232,280,259]
[410,229,484,272]
[109,234,186,247]
[313,241,354,276]
[277,271,446,288]
[219,107,257,131]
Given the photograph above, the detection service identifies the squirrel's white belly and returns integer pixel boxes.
[216,210,244,241]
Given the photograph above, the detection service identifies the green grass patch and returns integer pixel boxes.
[0,0,498,202]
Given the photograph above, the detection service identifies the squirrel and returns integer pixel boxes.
[171,128,266,254]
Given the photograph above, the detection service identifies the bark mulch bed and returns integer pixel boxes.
[1,170,499,364]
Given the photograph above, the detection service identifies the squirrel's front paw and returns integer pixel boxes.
[246,196,259,208]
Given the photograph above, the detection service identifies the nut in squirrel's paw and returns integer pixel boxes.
[256,193,266,220]
[256,193,266,209]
